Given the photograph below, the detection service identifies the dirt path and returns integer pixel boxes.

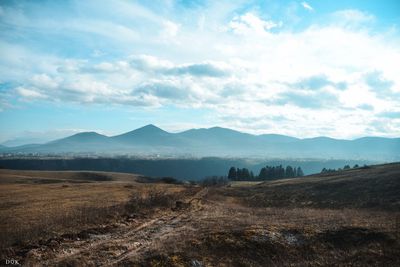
[23,187,210,266]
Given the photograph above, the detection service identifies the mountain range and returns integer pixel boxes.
[1,124,399,161]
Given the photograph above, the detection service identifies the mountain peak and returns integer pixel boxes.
[73,131,102,136]
[111,124,170,143]
[60,131,107,141]
[46,131,108,145]
[133,124,168,134]
[208,126,229,131]
[140,124,162,130]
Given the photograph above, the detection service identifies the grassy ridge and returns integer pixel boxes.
[0,163,399,266]
[223,163,400,211]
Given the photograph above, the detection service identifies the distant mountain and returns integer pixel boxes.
[179,127,255,142]
[177,127,259,154]
[13,132,116,154]
[2,124,399,161]
[112,124,166,140]
[257,134,299,143]
[112,124,180,145]
[1,137,49,147]
[53,132,109,143]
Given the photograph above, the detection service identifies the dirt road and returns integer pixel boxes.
[23,188,210,266]
[4,164,400,266]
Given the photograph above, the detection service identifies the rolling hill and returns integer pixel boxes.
[1,163,399,266]
[2,124,399,161]
[223,162,400,211]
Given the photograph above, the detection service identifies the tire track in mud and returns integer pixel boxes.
[110,187,209,265]
[25,187,209,266]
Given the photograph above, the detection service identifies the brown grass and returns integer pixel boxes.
[0,170,188,250]
[1,164,400,266]
[219,163,400,211]
[127,194,400,266]
[0,169,141,184]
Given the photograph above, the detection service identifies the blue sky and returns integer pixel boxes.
[0,0,399,143]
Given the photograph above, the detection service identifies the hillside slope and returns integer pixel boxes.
[0,169,141,184]
[2,125,399,160]
[1,163,399,266]
[221,163,400,211]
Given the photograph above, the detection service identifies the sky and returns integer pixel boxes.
[0,0,400,143]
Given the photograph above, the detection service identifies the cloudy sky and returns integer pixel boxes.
[0,0,399,143]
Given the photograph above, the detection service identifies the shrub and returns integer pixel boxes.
[125,190,174,214]
[201,176,228,187]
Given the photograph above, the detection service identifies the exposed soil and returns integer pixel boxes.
[1,164,400,266]
[3,186,398,267]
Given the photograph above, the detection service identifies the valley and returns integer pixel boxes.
[1,163,399,266]
[1,125,399,161]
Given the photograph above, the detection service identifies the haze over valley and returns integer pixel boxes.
[2,124,399,160]
[1,0,399,266]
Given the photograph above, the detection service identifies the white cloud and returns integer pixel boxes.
[162,20,180,38]
[31,74,60,89]
[128,55,230,77]
[301,2,314,12]
[1,1,399,138]
[16,87,47,100]
[332,9,375,27]
[229,13,280,35]
[8,21,400,137]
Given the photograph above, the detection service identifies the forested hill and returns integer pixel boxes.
[1,125,399,161]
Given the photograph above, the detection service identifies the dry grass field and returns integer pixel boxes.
[0,164,399,266]
[0,170,193,252]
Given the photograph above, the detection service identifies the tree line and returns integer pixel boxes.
[228,165,304,181]
[320,164,367,173]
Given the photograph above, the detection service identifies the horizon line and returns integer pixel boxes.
[2,123,399,147]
